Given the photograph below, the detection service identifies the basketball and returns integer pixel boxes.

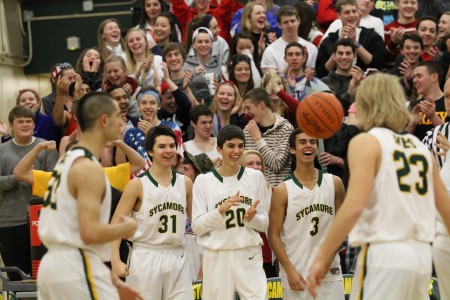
[296,92,344,139]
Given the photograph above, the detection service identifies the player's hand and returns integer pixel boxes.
[286,268,307,291]
[120,215,138,239]
[218,191,241,214]
[307,261,326,297]
[39,140,57,151]
[245,120,262,142]
[112,259,130,277]
[244,200,260,222]
[419,98,436,119]
[435,132,450,156]
[318,152,343,167]
[112,272,143,299]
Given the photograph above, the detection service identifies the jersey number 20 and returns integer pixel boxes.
[393,151,428,195]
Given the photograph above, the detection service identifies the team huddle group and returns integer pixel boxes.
[2,0,450,299]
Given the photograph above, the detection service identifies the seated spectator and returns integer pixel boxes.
[295,2,324,47]
[153,13,180,49]
[261,5,318,73]
[41,62,77,116]
[323,0,385,41]
[171,0,243,43]
[416,16,439,61]
[238,2,277,55]
[210,81,246,136]
[1,89,61,145]
[183,27,222,93]
[184,105,222,166]
[406,60,449,140]
[228,54,257,98]
[75,47,104,92]
[321,39,363,113]
[384,0,418,60]
[229,32,263,78]
[439,12,450,48]
[137,0,182,44]
[283,42,330,101]
[97,19,128,62]
[184,14,229,67]
[231,0,280,38]
[243,88,293,186]
[125,28,163,88]
[317,0,387,78]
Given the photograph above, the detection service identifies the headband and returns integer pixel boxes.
[51,62,73,83]
[137,90,161,103]
[192,27,214,42]
[198,15,213,30]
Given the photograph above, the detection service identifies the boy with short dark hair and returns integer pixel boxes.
[192,125,270,300]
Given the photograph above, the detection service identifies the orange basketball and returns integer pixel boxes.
[296,92,344,139]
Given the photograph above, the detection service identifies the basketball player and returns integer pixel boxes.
[268,128,345,300]
[37,92,141,299]
[111,126,194,300]
[192,125,270,300]
[307,73,450,300]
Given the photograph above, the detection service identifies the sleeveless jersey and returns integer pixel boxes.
[131,170,187,247]
[38,147,112,261]
[438,151,450,236]
[349,127,436,246]
[281,171,341,286]
[192,167,270,250]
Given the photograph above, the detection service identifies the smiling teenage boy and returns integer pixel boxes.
[192,125,270,300]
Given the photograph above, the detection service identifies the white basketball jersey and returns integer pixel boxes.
[437,151,450,236]
[131,170,187,247]
[192,167,270,250]
[349,128,436,246]
[39,147,112,261]
[280,171,341,288]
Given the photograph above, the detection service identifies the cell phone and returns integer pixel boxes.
[69,82,76,97]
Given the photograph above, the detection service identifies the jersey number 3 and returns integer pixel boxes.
[393,151,428,195]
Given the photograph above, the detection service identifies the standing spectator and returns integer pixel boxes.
[75,47,104,92]
[171,0,242,43]
[316,0,387,78]
[323,0,385,41]
[228,54,256,98]
[416,16,439,61]
[0,106,58,280]
[154,13,180,49]
[261,6,318,73]
[243,88,293,186]
[384,0,418,59]
[97,19,128,62]
[229,32,263,77]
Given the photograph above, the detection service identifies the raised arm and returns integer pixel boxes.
[14,141,56,185]
[113,140,146,175]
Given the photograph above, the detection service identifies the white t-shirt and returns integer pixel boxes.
[184,138,222,163]
[261,36,318,72]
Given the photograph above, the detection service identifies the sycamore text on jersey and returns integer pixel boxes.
[296,204,334,221]
[149,202,185,217]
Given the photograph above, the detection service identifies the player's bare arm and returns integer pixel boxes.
[333,176,345,212]
[433,158,450,233]
[14,140,56,185]
[185,176,193,221]
[268,182,307,291]
[111,177,143,277]
[307,133,379,297]
[71,158,137,245]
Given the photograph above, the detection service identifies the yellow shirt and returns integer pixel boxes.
[32,163,131,197]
